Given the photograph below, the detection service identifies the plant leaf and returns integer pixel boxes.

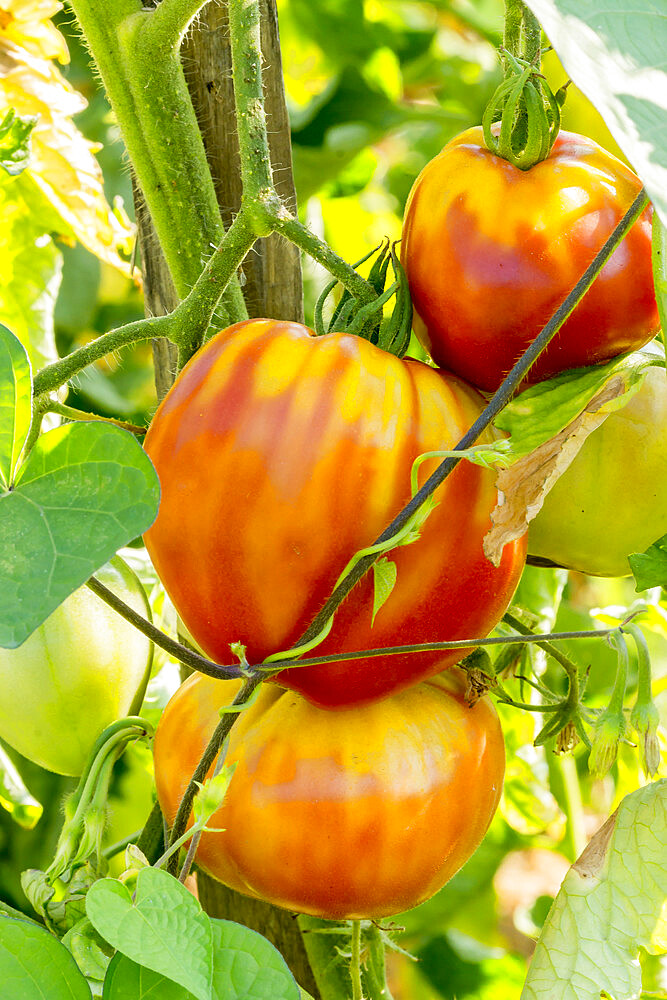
[87,870,213,1000]
[521,780,667,1000]
[0,913,93,999]
[629,534,667,591]
[0,323,31,488]
[0,421,159,648]
[0,108,38,176]
[208,918,300,1000]
[524,0,667,227]
[0,1,135,272]
[0,742,42,828]
[0,171,62,369]
[371,557,397,626]
[484,351,662,565]
[102,919,300,1000]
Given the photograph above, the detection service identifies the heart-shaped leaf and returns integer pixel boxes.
[524,0,667,226]
[103,952,195,999]
[208,919,299,1000]
[0,419,159,648]
[0,914,93,999]
[101,917,300,1000]
[0,324,31,488]
[86,869,212,1000]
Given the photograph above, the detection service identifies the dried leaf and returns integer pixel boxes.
[484,377,628,566]
[0,1,135,274]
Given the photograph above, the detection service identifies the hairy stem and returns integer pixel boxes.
[33,314,172,397]
[66,0,246,327]
[166,675,262,874]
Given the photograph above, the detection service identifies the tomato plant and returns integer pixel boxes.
[528,366,667,577]
[401,128,658,392]
[0,557,152,776]
[153,668,505,919]
[143,318,526,708]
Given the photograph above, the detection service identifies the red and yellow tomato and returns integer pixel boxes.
[402,128,658,392]
[154,670,505,919]
[144,319,525,707]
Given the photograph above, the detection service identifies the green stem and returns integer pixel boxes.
[102,828,144,860]
[503,0,523,66]
[503,612,579,681]
[66,0,246,327]
[228,0,274,201]
[44,401,147,435]
[148,0,208,48]
[350,921,363,1000]
[170,206,259,364]
[503,0,541,67]
[33,314,172,397]
[276,215,375,304]
[165,675,262,875]
[547,753,587,861]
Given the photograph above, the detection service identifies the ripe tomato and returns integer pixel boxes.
[402,128,658,392]
[154,670,505,919]
[0,557,153,775]
[144,319,525,707]
[528,366,667,577]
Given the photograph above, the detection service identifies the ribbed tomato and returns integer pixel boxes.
[153,670,505,919]
[402,128,658,392]
[144,319,525,707]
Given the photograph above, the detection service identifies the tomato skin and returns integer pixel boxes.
[402,128,658,392]
[144,319,525,708]
[0,557,152,776]
[154,670,505,919]
[528,366,667,577]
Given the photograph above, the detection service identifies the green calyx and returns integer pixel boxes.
[314,241,413,358]
[482,51,561,170]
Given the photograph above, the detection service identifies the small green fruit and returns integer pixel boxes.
[0,556,152,775]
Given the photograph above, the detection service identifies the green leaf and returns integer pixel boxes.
[0,421,159,648]
[523,0,667,226]
[0,914,93,999]
[494,349,660,462]
[522,780,667,1000]
[103,952,195,999]
[0,324,32,488]
[0,171,63,370]
[0,109,38,177]
[629,534,667,591]
[86,869,213,1000]
[207,919,299,999]
[94,878,300,1000]
[0,743,42,829]
[371,557,397,625]
[103,920,300,1000]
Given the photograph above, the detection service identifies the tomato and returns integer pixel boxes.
[402,128,658,392]
[528,366,667,577]
[154,669,505,919]
[0,557,153,775]
[143,319,525,708]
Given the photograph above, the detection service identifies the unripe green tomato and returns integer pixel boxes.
[528,367,667,576]
[0,556,152,775]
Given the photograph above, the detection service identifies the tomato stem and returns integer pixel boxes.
[165,675,262,876]
[350,920,364,1000]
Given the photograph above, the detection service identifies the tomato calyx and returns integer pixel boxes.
[482,50,561,170]
[314,240,413,358]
